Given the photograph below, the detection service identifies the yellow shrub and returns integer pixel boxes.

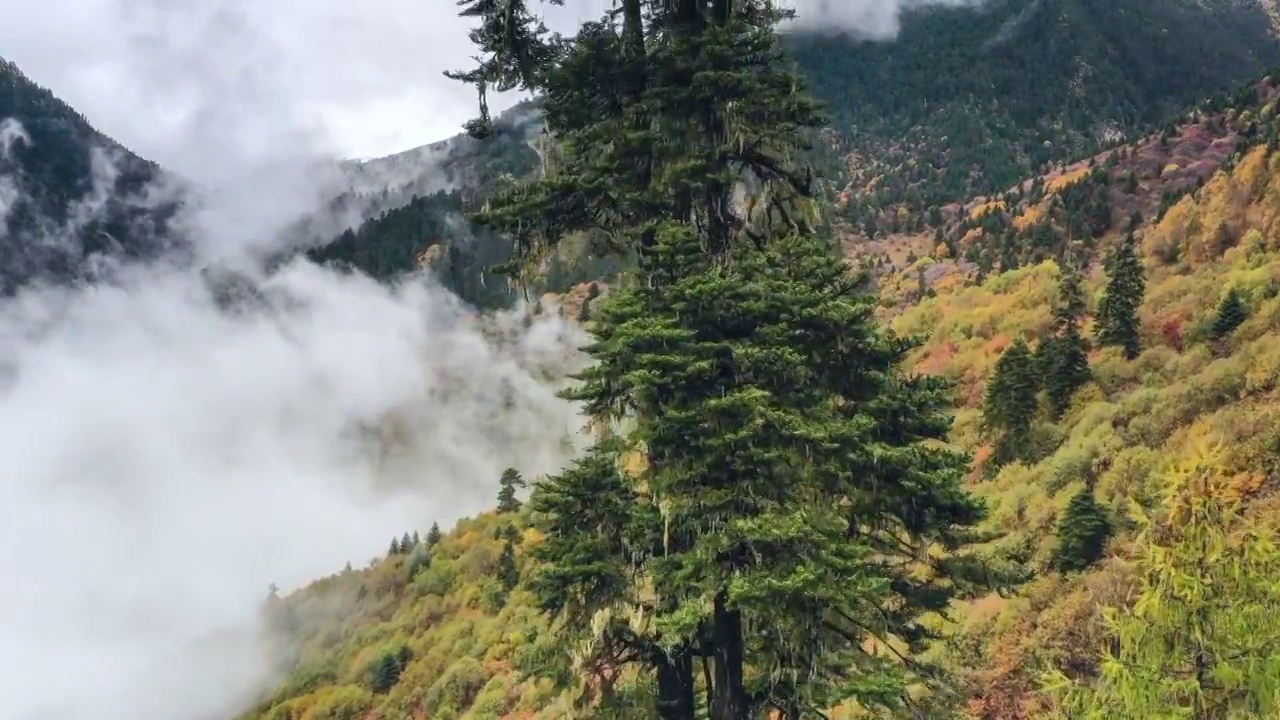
[296,686,373,720]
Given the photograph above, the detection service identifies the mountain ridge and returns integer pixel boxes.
[0,56,187,292]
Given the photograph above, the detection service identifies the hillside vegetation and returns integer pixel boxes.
[235,3,1280,720]
[790,0,1280,237]
[241,116,1280,720]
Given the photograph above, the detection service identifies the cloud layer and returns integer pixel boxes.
[0,76,586,720]
[779,0,984,37]
[2,0,983,170]
[0,254,588,720]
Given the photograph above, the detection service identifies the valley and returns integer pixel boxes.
[5,0,1280,719]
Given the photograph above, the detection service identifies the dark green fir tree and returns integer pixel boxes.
[982,338,1040,469]
[368,650,404,694]
[497,537,519,592]
[1045,260,1091,419]
[497,467,525,513]
[1212,287,1247,339]
[1053,486,1110,573]
[1096,233,1146,360]
[450,1,1006,717]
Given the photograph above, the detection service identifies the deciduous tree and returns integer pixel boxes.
[1049,445,1280,719]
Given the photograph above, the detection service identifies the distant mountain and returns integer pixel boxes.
[301,104,548,310]
[302,0,1280,303]
[787,0,1280,237]
[0,58,185,292]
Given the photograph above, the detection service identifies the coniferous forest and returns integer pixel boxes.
[236,0,1280,718]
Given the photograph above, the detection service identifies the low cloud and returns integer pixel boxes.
[0,62,586,720]
[0,251,588,720]
[779,0,985,38]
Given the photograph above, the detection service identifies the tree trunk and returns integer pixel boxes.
[622,0,645,62]
[710,590,749,720]
[655,646,697,720]
[710,0,732,25]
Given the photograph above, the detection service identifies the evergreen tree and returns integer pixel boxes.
[1049,446,1280,718]
[452,2,1002,717]
[982,338,1040,469]
[1096,233,1146,360]
[1211,287,1247,339]
[1045,260,1091,419]
[368,649,405,694]
[406,547,430,580]
[442,0,555,139]
[1052,487,1109,572]
[497,467,525,513]
[400,532,413,552]
[425,522,442,550]
[532,229,997,719]
[387,537,400,556]
[497,537,519,592]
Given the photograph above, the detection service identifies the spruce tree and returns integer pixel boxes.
[425,522,442,550]
[451,2,1000,717]
[533,226,996,720]
[982,338,1040,469]
[497,537,519,592]
[368,650,404,694]
[1045,260,1091,419]
[387,537,400,556]
[1211,287,1247,339]
[1052,487,1109,572]
[1096,233,1145,360]
[496,467,525,513]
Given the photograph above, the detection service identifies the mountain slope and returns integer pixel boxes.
[0,58,183,291]
[235,79,1280,718]
[300,105,617,311]
[789,0,1280,236]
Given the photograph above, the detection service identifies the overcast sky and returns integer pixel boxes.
[0,0,605,175]
[0,0,974,178]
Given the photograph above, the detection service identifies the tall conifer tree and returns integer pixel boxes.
[1052,487,1109,572]
[451,2,1001,717]
[1045,260,1091,419]
[1211,287,1247,340]
[497,467,525,513]
[1096,233,1146,360]
[982,338,1039,469]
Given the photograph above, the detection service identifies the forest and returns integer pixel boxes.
[789,0,1280,236]
[236,1,1280,719]
[0,58,182,292]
